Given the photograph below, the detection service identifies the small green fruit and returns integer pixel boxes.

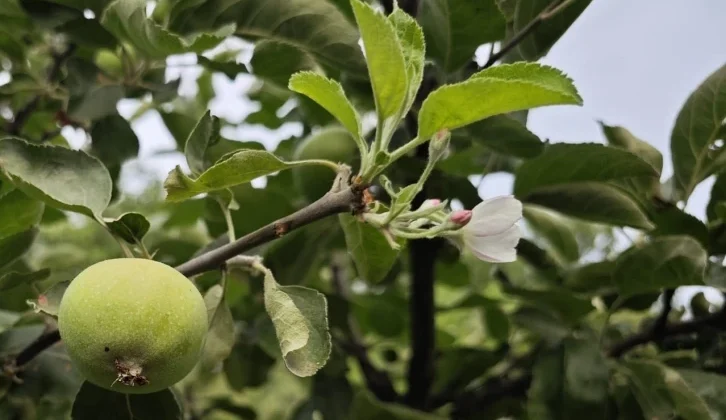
[293,126,358,202]
[58,258,208,394]
[94,50,123,77]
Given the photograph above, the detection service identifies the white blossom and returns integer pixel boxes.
[461,196,522,263]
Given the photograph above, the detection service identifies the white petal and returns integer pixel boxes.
[465,224,521,263]
[468,196,522,236]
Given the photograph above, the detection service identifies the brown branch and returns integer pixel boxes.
[13,329,61,368]
[481,0,573,69]
[331,262,399,402]
[175,184,364,277]
[7,43,77,135]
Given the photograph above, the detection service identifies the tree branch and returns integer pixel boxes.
[652,288,676,336]
[7,43,77,135]
[175,184,364,277]
[607,305,726,358]
[480,0,572,69]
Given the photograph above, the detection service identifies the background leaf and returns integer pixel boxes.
[200,284,236,371]
[339,214,403,284]
[103,212,150,244]
[71,381,182,419]
[0,137,112,218]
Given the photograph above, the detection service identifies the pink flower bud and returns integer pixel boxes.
[450,210,472,226]
[427,198,441,206]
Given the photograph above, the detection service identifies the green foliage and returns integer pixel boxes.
[2,0,726,419]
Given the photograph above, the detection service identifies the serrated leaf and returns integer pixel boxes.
[600,122,662,173]
[0,189,44,241]
[0,137,112,218]
[350,390,446,419]
[388,8,425,120]
[419,0,506,72]
[418,62,582,140]
[261,264,331,377]
[90,114,140,168]
[164,150,307,202]
[101,0,234,59]
[200,284,235,371]
[614,235,707,296]
[513,0,592,61]
[0,228,37,270]
[103,212,150,244]
[339,213,403,284]
[523,204,579,263]
[251,40,317,88]
[0,268,50,291]
[351,0,408,119]
[71,381,182,419]
[289,72,362,138]
[671,63,726,198]
[619,359,711,420]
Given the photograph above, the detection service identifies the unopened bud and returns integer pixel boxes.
[420,198,441,210]
[428,129,451,162]
[449,210,472,226]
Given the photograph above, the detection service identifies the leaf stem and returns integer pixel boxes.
[294,159,341,172]
[218,198,236,244]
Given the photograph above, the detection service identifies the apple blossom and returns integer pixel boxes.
[460,196,523,263]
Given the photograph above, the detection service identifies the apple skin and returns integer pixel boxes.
[58,258,208,394]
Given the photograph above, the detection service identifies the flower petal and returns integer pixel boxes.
[465,224,521,263]
[467,196,522,236]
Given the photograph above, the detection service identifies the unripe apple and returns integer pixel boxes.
[293,126,358,202]
[58,258,208,394]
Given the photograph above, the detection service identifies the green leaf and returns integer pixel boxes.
[418,0,506,72]
[418,62,582,140]
[196,55,248,80]
[200,284,235,371]
[183,110,222,176]
[600,122,663,173]
[339,213,403,284]
[528,335,609,420]
[0,137,112,218]
[505,286,593,323]
[164,150,302,202]
[0,268,50,291]
[351,0,408,119]
[261,264,331,377]
[90,114,140,168]
[388,7,425,120]
[101,0,234,59]
[619,359,711,420]
[67,85,125,123]
[0,228,37,270]
[614,235,707,296]
[514,143,658,228]
[523,204,579,263]
[167,0,367,76]
[350,390,445,419]
[0,189,44,241]
[103,212,150,244]
[251,40,317,88]
[671,63,726,197]
[466,115,544,158]
[678,368,726,419]
[513,0,592,61]
[289,72,362,138]
[71,381,182,419]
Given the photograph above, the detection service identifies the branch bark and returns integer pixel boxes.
[175,185,364,277]
[7,43,77,135]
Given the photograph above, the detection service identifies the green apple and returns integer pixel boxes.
[58,258,208,394]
